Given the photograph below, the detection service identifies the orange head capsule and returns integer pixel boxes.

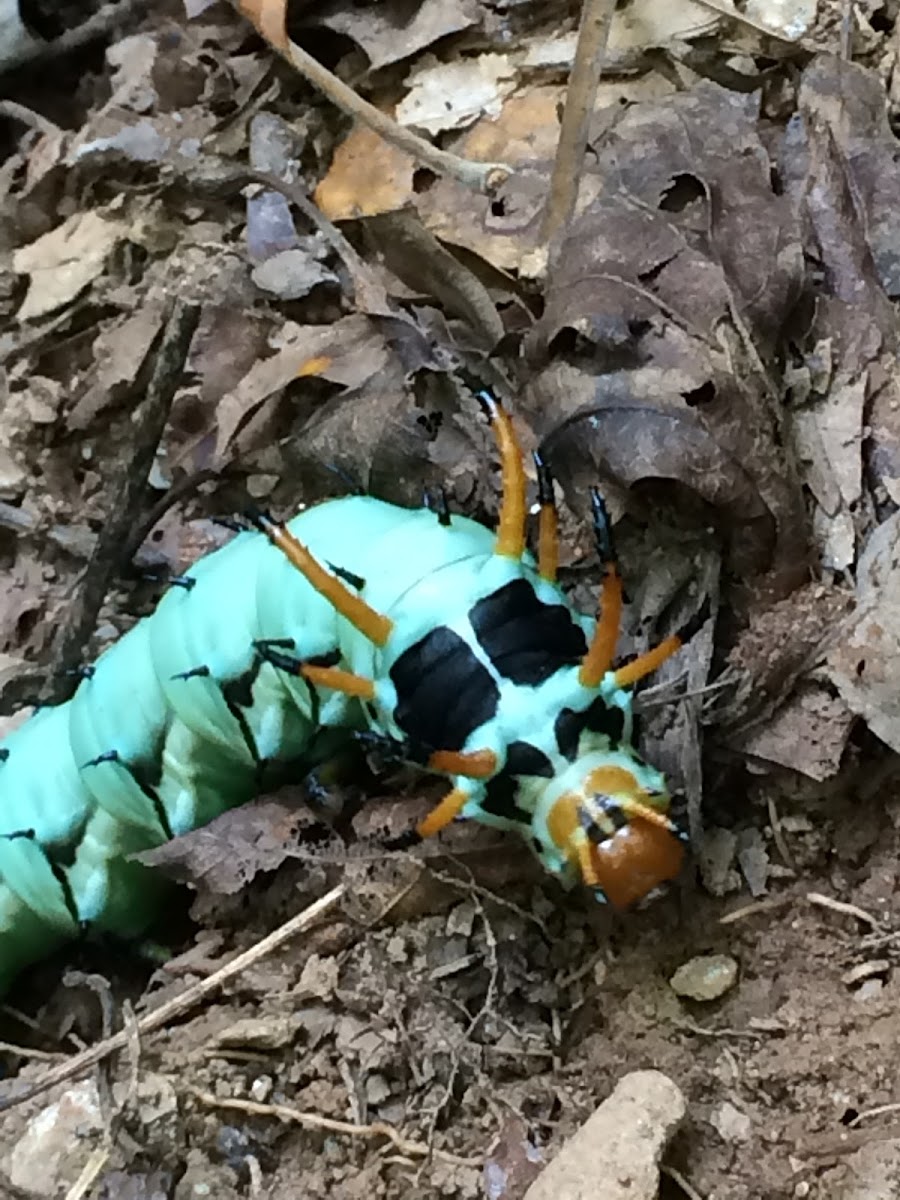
[534,752,685,907]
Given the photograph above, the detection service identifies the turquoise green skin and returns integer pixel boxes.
[0,496,665,994]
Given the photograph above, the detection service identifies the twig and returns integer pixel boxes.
[0,1041,66,1062]
[44,299,200,703]
[0,0,147,75]
[0,101,64,137]
[189,1088,482,1167]
[121,467,219,565]
[848,1101,900,1128]
[541,0,616,244]
[64,1147,111,1200]
[674,1017,776,1041]
[0,884,345,1112]
[662,1164,707,1200]
[246,168,391,314]
[766,793,794,869]
[236,0,510,194]
[806,892,880,929]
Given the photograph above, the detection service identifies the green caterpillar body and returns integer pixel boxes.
[0,468,686,993]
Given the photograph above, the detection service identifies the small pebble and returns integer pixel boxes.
[250,1075,273,1103]
[711,1100,752,1142]
[670,953,738,1001]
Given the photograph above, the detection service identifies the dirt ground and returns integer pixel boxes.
[4,771,900,1200]
[3,0,900,1196]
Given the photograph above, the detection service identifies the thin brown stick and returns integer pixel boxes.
[0,0,147,74]
[806,892,880,929]
[0,884,345,1112]
[44,299,200,704]
[236,0,509,194]
[64,1147,111,1200]
[189,1088,482,1167]
[0,101,63,137]
[541,0,616,244]
[0,1040,66,1061]
[121,467,219,565]
[247,169,391,314]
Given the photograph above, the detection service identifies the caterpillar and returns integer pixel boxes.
[0,394,689,995]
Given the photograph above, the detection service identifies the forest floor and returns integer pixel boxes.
[3,0,900,1197]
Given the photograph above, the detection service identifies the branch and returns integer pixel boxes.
[236,0,511,194]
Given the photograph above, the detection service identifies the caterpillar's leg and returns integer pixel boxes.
[578,489,624,688]
[257,642,496,772]
[140,571,196,590]
[612,601,710,689]
[423,488,452,527]
[533,451,559,583]
[250,512,393,647]
[477,391,527,560]
[416,786,470,837]
[384,785,472,850]
[353,730,497,780]
[255,641,376,700]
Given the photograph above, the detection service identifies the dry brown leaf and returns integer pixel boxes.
[309,0,479,72]
[315,124,416,221]
[730,683,855,782]
[827,512,900,755]
[250,243,338,300]
[397,53,518,136]
[522,80,807,587]
[213,315,392,462]
[13,211,126,320]
[67,301,169,430]
[414,77,678,275]
[781,58,900,562]
[135,799,317,896]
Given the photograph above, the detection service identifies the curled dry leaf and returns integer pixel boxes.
[211,315,393,464]
[827,512,900,755]
[783,58,900,557]
[308,0,479,73]
[730,683,855,783]
[523,80,807,589]
[135,799,318,897]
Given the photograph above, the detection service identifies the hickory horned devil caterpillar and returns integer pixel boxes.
[0,392,694,993]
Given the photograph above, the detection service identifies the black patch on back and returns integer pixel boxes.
[470,580,587,685]
[554,709,583,761]
[480,740,553,825]
[391,627,499,751]
[555,697,626,761]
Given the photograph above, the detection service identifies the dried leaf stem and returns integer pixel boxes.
[236,0,510,193]
[541,0,616,245]
[45,299,200,704]
[190,1089,483,1167]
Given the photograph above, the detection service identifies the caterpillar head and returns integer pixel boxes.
[535,751,686,908]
